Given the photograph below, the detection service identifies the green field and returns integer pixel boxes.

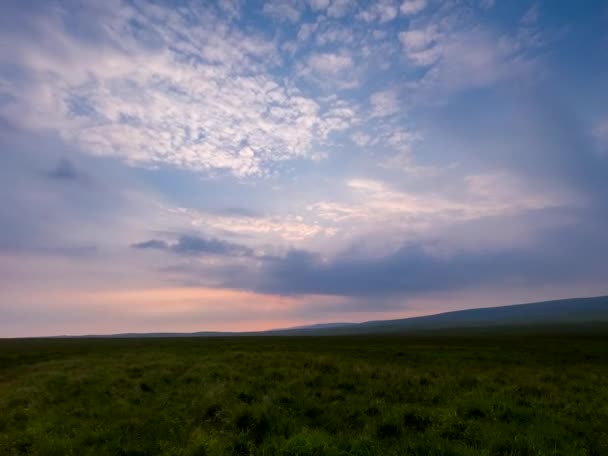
[1,331,607,455]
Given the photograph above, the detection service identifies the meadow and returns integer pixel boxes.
[0,330,607,455]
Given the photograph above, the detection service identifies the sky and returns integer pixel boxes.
[1,0,607,337]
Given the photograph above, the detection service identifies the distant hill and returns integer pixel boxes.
[269,295,608,336]
[52,295,608,338]
[278,322,354,331]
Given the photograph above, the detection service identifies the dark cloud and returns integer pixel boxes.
[132,240,170,250]
[48,158,80,180]
[132,235,254,257]
[221,212,608,298]
[173,235,253,256]
[250,245,526,297]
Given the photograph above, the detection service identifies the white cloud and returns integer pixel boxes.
[422,27,531,89]
[370,88,402,118]
[306,51,353,74]
[358,1,399,23]
[298,50,360,89]
[398,25,444,67]
[399,11,544,96]
[263,0,302,22]
[307,174,568,250]
[399,26,438,52]
[316,101,359,137]
[315,24,355,46]
[380,151,445,177]
[218,0,241,18]
[308,179,467,245]
[174,207,335,243]
[400,0,427,16]
[351,132,371,146]
[298,22,318,41]
[0,2,354,177]
[307,0,353,17]
[326,0,355,18]
[464,172,565,212]
[309,0,330,10]
[363,122,420,152]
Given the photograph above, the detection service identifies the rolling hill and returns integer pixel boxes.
[267,295,608,335]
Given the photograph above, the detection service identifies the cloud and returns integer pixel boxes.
[309,0,330,11]
[398,5,550,99]
[398,24,444,67]
[314,23,355,46]
[132,235,254,257]
[263,0,302,22]
[172,235,253,256]
[326,0,355,18]
[306,52,353,75]
[351,132,371,146]
[240,214,608,297]
[370,89,401,118]
[357,1,399,23]
[297,22,318,41]
[132,239,169,250]
[346,176,558,218]
[399,27,438,53]
[305,0,353,16]
[298,51,360,89]
[304,174,569,254]
[218,0,241,19]
[400,0,427,16]
[380,152,445,178]
[253,244,497,296]
[351,120,420,156]
[47,158,80,181]
[214,207,262,218]
[172,206,335,243]
[0,1,352,177]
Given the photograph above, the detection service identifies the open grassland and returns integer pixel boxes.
[1,331,607,455]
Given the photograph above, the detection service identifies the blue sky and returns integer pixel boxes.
[1,0,607,336]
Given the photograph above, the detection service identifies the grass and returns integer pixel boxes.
[0,331,607,455]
